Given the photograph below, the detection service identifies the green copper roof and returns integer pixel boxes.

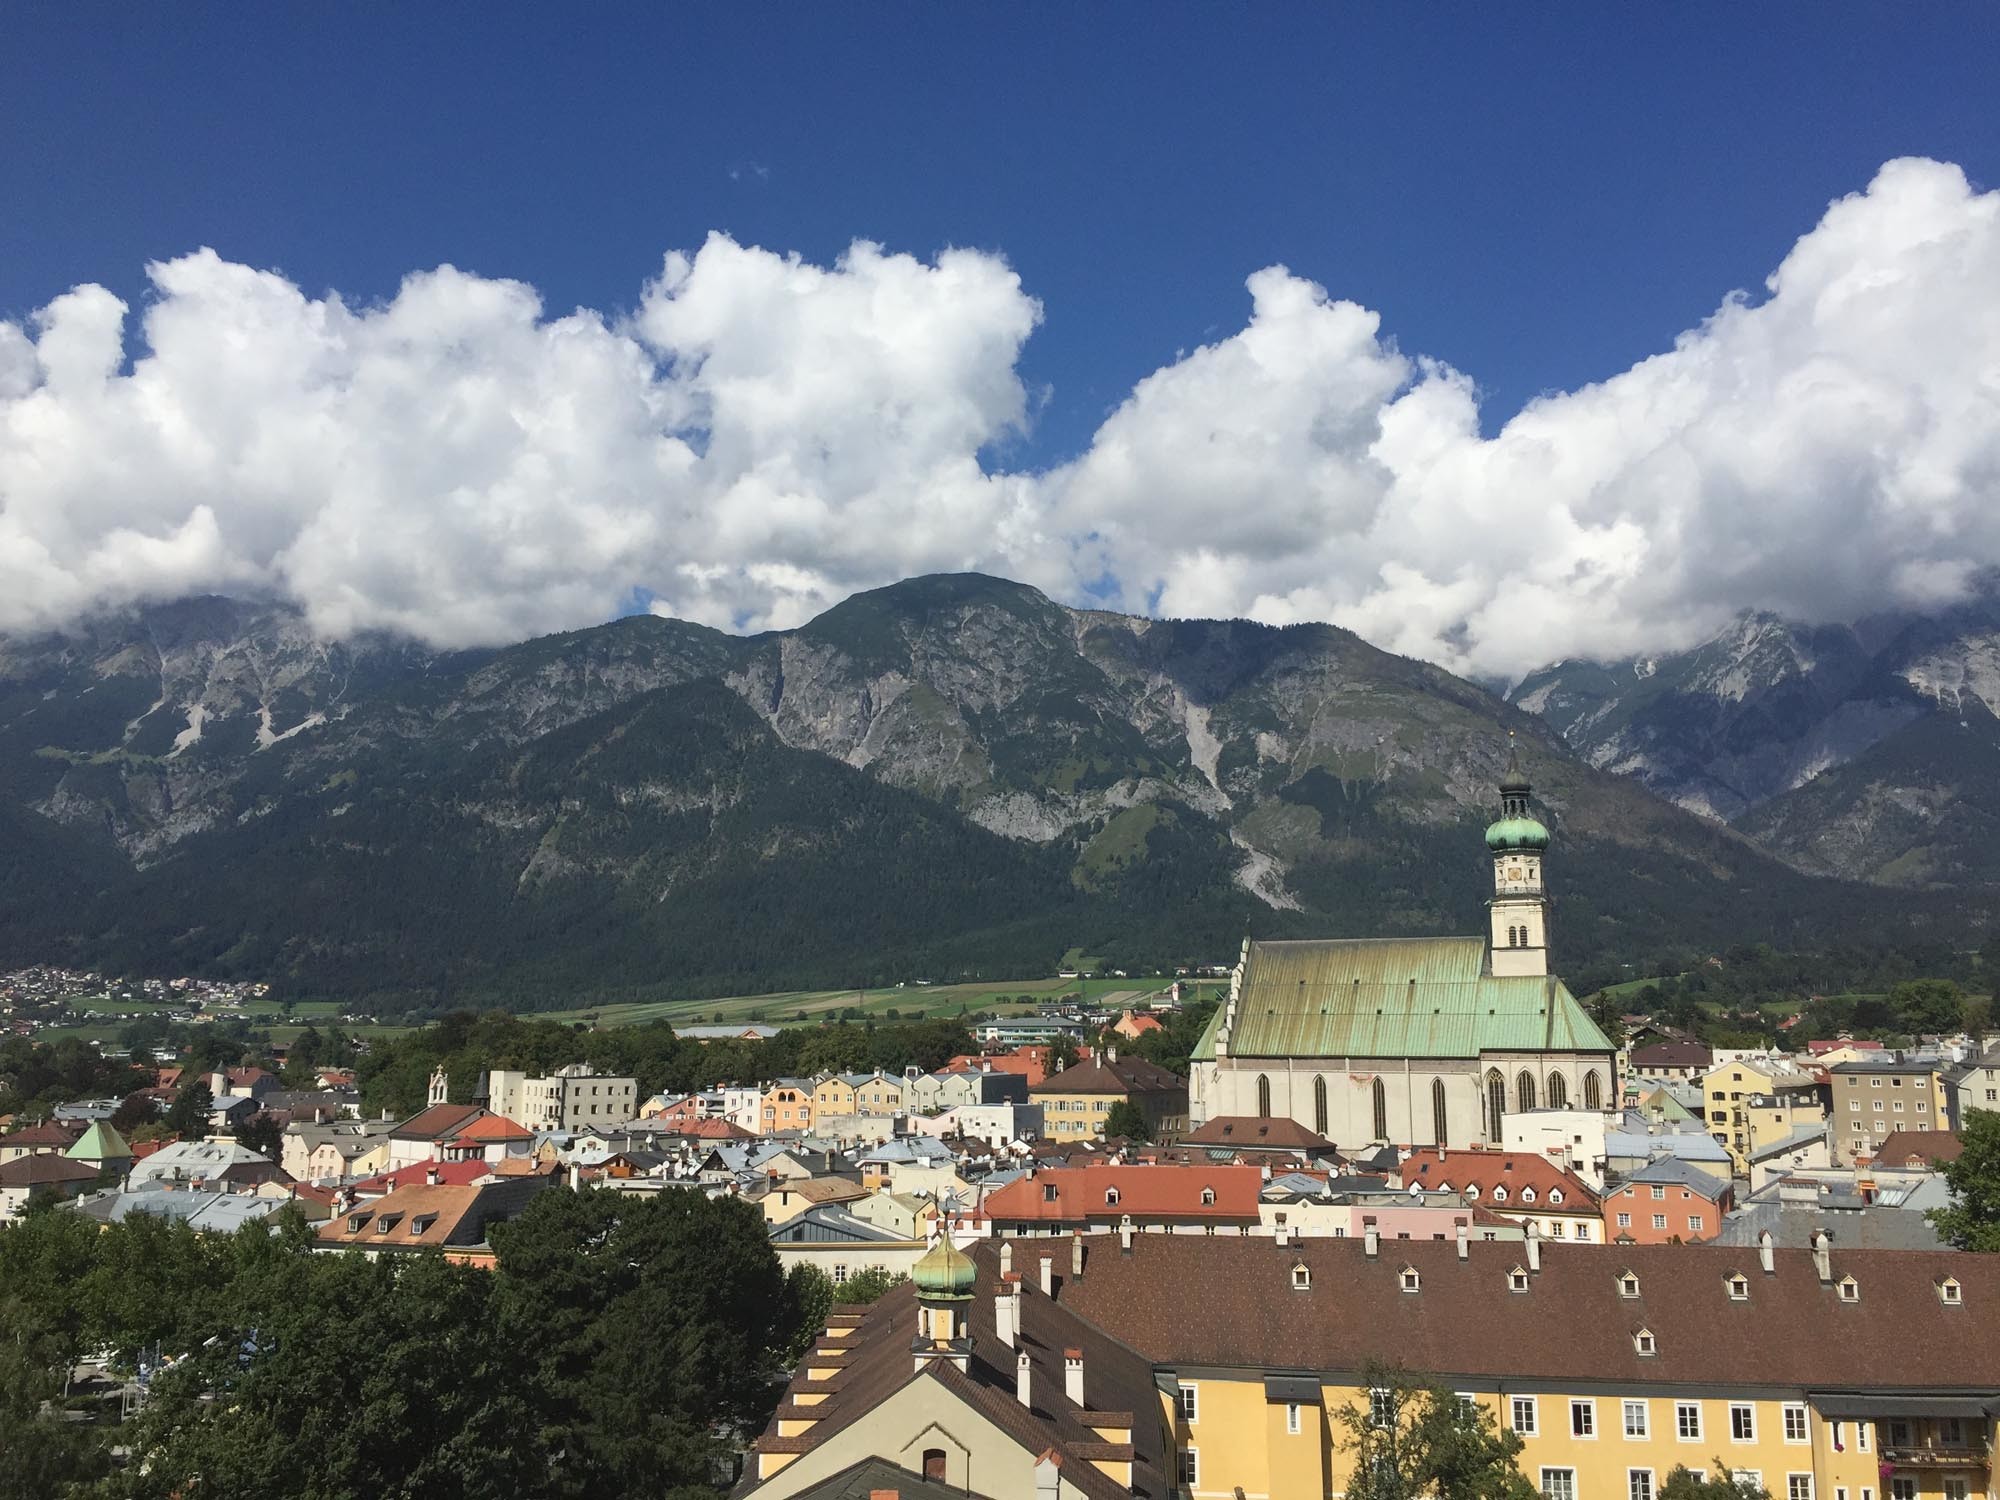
[1219,937,1612,1060]
[1485,816,1550,851]
[65,1119,132,1163]
[910,1236,976,1298]
[1189,998,1226,1065]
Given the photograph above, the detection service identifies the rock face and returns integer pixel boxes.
[0,575,1944,996]
[1510,591,2000,885]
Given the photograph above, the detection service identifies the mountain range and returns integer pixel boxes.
[0,575,1976,1008]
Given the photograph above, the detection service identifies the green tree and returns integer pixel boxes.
[162,1079,212,1138]
[1047,1034,1080,1074]
[1888,978,1966,1035]
[1103,1099,1152,1142]
[836,1267,907,1305]
[1929,1107,2000,1251]
[1659,1463,1773,1500]
[232,1111,283,1160]
[1335,1362,1538,1500]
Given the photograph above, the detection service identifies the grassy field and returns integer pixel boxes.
[540,973,1224,1030]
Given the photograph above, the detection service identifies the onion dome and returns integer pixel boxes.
[1485,815,1550,851]
[911,1236,977,1300]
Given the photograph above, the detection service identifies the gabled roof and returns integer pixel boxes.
[1396,1148,1599,1210]
[351,1157,493,1193]
[2,1122,84,1149]
[1628,1040,1713,1069]
[1614,1157,1731,1198]
[0,1154,100,1187]
[1180,1116,1334,1152]
[1029,1054,1185,1098]
[982,1163,1263,1223]
[391,1102,488,1140]
[1218,938,1613,1059]
[1872,1130,1963,1168]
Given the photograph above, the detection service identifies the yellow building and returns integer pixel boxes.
[742,1232,1999,1500]
[1029,1047,1190,1143]
[810,1076,860,1120]
[1702,1057,1821,1174]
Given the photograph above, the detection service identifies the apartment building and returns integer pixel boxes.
[1830,1060,1950,1164]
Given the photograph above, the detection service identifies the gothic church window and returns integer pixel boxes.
[1372,1079,1388,1142]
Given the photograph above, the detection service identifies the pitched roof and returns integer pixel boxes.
[1612,1157,1731,1199]
[1179,1116,1334,1151]
[1051,1234,2000,1389]
[981,1164,1264,1224]
[1217,938,1614,1059]
[391,1101,488,1140]
[316,1176,549,1249]
[448,1112,532,1142]
[0,1154,100,1187]
[1029,1054,1186,1098]
[64,1120,133,1162]
[2,1122,84,1149]
[1872,1130,1964,1168]
[1628,1040,1714,1069]
[351,1158,493,1193]
[1395,1148,1599,1210]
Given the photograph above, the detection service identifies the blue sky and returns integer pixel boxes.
[8,8,1994,456]
[3,9,1999,671]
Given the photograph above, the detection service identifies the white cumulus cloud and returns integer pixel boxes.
[2,157,1997,677]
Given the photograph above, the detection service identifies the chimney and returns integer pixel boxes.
[1525,1220,1541,1274]
[425,1164,440,1187]
[1016,1349,1033,1407]
[1000,1240,1014,1276]
[995,1282,1016,1348]
[1035,1453,1062,1499]
[1275,1223,1291,1249]
[567,1163,581,1191]
[1118,1216,1134,1254]
[1456,1222,1469,1260]
[1363,1221,1379,1259]
[1039,1254,1054,1297]
[1064,1348,1084,1407]
[1758,1229,1775,1276]
[1811,1229,1831,1283]
[1071,1229,1085,1280]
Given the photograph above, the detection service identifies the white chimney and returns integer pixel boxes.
[1039,1254,1054,1296]
[1758,1229,1775,1276]
[1064,1348,1084,1407]
[1000,1240,1014,1275]
[1118,1216,1134,1254]
[1456,1222,1469,1260]
[1525,1220,1541,1273]
[1071,1230,1085,1280]
[995,1283,1016,1348]
[1275,1223,1291,1248]
[425,1164,440,1187]
[1812,1229,1831,1283]
[1363,1222,1379,1259]
[1016,1349,1033,1407]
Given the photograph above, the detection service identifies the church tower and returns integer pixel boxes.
[1486,738,1551,978]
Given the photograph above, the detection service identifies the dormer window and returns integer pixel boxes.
[1292,1263,1312,1291]
[1400,1266,1421,1293]
[1464,1185,1479,1200]
[1634,1328,1657,1356]
[1726,1273,1749,1301]
[1508,1267,1531,1293]
[1200,1186,1216,1206]
[1938,1277,1963,1306]
[1837,1276,1860,1303]
[1491,1186,1508,1204]
[411,1214,437,1237]
[1043,1183,1058,1202]
[1105,1187,1120,1206]
[347,1214,369,1234]
[1520,1187,1537,1205]
[1548,1188,1564,1206]
[1436,1181,1452,1195]
[1618,1271,1640,1298]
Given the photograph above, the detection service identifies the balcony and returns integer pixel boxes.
[1879,1445,1988,1471]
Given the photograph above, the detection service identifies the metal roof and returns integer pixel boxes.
[1220,938,1613,1060]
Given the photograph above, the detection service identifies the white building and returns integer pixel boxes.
[486,1065,637,1131]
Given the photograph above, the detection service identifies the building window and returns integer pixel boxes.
[1888,1484,1914,1500]
[1689,1215,1705,1233]
[1727,1273,1749,1300]
[1584,1070,1604,1110]
[1257,1075,1272,1119]
[1652,1214,1667,1230]
[1634,1329,1657,1356]
[1572,1400,1596,1438]
[1838,1276,1860,1303]
[1517,1071,1537,1112]
[1200,1187,1216,1206]
[1373,1078,1389,1142]
[1287,1402,1302,1435]
[1617,1212,1632,1228]
[1178,1383,1198,1422]
[1179,1448,1199,1486]
[922,1449,947,1482]
[1730,1405,1755,1442]
[1544,1470,1577,1500]
[1432,1077,1449,1145]
[1631,1471,1656,1500]
[1783,1406,1808,1443]
[831,1264,848,1284]
[1938,1277,1962,1304]
[1650,1185,1666,1200]
[1292,1264,1312,1290]
[1370,1388,1394,1428]
[1512,1397,1538,1435]
[1508,1267,1530,1293]
[1314,1075,1329,1136]
[1677,1404,1702,1440]
[1624,1400,1649,1438]
[1401,1267,1421,1293]
[1548,1073,1569,1109]
[1487,1069,1507,1139]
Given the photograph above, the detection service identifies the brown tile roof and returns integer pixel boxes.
[1394,1148,1600,1211]
[1628,1040,1714,1070]
[983,1163,1263,1224]
[748,1244,1172,1500]
[0,1154,100,1187]
[1029,1053,1186,1099]
[3,1122,85,1149]
[1872,1130,1964,1168]
[391,1102,488,1140]
[316,1176,550,1250]
[1180,1115,1334,1151]
[1053,1234,2000,1390]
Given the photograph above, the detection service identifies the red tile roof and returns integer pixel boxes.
[1395,1148,1599,1211]
[982,1163,1263,1224]
[351,1158,493,1194]
[1871,1130,1964,1168]
[448,1112,532,1142]
[667,1116,754,1140]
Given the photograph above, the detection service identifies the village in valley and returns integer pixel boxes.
[6,758,1998,1499]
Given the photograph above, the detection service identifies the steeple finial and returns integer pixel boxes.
[1499,732,1530,796]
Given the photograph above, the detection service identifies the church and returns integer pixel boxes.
[1188,745,1615,1149]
